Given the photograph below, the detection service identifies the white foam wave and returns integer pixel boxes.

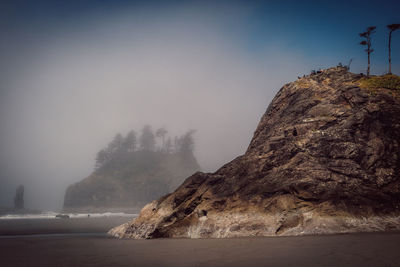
[0,211,138,220]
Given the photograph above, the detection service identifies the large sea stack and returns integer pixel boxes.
[64,147,200,213]
[110,67,400,238]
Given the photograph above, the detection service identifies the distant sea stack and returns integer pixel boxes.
[14,185,24,210]
[110,67,400,238]
[63,128,200,213]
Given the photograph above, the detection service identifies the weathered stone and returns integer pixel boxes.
[110,67,400,239]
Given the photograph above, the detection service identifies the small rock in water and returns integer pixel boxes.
[55,214,70,219]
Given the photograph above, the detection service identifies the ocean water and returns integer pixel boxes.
[0,211,138,220]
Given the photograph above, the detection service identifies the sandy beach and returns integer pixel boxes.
[0,217,399,267]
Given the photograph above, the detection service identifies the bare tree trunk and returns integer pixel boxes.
[367,49,370,77]
[389,31,392,74]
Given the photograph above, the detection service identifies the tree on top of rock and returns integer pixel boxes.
[123,130,137,153]
[109,133,124,154]
[156,127,168,151]
[387,24,400,74]
[165,137,173,153]
[95,133,125,169]
[140,125,156,151]
[359,26,376,77]
[95,149,110,169]
[176,129,196,156]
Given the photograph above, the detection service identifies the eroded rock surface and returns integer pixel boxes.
[110,67,400,238]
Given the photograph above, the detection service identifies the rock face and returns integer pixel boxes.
[110,67,400,238]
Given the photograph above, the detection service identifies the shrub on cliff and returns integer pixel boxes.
[358,74,400,91]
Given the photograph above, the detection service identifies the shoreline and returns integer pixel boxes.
[1,231,399,266]
[0,217,134,236]
[0,232,108,239]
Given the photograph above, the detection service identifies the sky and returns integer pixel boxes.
[1,0,399,210]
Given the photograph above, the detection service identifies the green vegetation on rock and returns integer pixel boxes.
[63,126,200,212]
[358,74,400,92]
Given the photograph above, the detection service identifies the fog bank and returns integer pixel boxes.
[0,3,333,210]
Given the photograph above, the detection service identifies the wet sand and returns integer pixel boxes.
[1,225,400,267]
[0,217,133,236]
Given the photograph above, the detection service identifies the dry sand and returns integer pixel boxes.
[0,218,399,266]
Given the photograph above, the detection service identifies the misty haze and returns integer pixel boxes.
[0,6,311,211]
[1,1,400,266]
[1,11,266,210]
